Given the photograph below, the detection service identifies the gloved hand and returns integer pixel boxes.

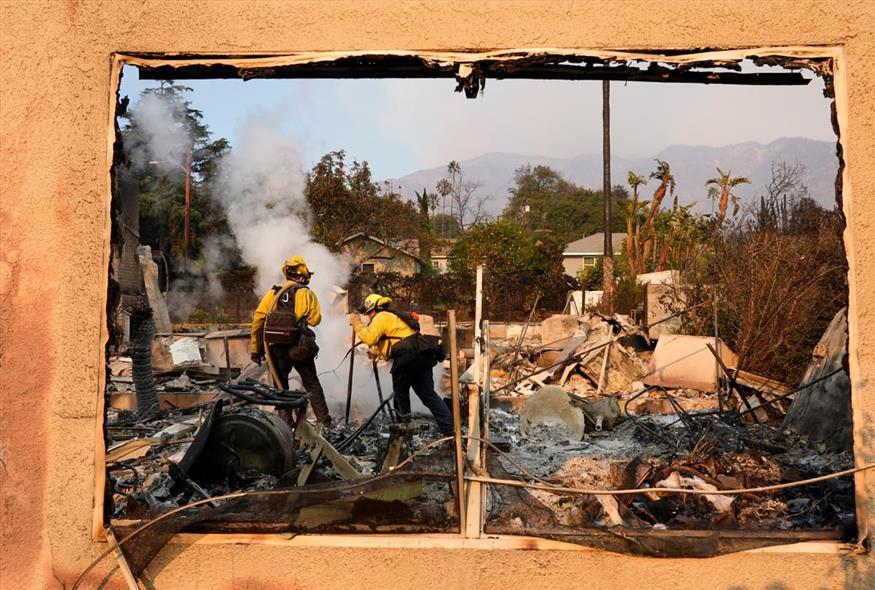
[347,313,361,328]
[250,352,264,366]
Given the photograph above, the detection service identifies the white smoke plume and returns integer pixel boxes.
[165,234,236,322]
[213,114,395,417]
[128,91,190,172]
[126,90,233,321]
[128,92,437,419]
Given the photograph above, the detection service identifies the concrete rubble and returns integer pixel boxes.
[483,312,855,538]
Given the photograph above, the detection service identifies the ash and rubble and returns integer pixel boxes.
[106,329,458,531]
[488,408,854,532]
[483,308,855,535]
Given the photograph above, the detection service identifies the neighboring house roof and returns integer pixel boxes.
[339,232,422,262]
[564,232,626,256]
[431,239,457,258]
[394,238,421,258]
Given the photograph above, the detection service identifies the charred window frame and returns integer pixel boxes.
[97,47,863,557]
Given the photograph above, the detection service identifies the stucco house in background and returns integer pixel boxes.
[562,232,625,277]
[430,240,456,274]
[339,232,423,275]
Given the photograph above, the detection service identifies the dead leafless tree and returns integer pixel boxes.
[668,161,846,383]
[436,160,488,232]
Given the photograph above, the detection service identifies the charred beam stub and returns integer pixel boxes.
[129,297,159,419]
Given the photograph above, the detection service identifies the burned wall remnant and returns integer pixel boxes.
[783,307,853,450]
[3,2,875,590]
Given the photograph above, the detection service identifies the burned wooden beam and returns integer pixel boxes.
[135,55,810,86]
[482,524,844,557]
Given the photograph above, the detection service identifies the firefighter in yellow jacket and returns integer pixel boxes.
[348,293,453,436]
[250,256,332,428]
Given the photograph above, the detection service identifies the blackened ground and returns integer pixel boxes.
[486,408,855,538]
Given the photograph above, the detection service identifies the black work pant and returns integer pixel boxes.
[391,358,454,436]
[269,344,331,425]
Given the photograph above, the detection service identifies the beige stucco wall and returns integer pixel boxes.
[2,1,875,588]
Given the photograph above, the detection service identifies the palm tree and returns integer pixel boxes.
[642,160,675,266]
[619,177,650,276]
[648,160,675,221]
[625,172,649,272]
[628,171,648,204]
[706,168,750,224]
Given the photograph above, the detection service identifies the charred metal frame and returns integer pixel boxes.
[97,46,864,558]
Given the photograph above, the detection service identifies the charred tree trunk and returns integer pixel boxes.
[130,298,159,419]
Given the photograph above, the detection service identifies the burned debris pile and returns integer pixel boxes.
[482,309,855,548]
[106,327,460,561]
[104,304,856,562]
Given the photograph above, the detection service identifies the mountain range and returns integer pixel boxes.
[385,137,839,216]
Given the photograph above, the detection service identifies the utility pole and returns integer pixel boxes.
[602,80,614,313]
[183,143,192,272]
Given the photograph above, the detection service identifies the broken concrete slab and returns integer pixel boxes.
[641,274,683,340]
[519,385,585,441]
[169,337,202,366]
[643,335,738,392]
[578,339,646,392]
[540,314,587,345]
[783,307,852,451]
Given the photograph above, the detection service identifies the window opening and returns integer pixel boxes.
[100,50,857,570]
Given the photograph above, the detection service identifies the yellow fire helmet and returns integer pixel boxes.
[282,256,312,280]
[362,293,392,314]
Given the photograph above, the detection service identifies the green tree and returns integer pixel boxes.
[449,220,534,276]
[306,150,419,249]
[306,150,373,247]
[650,203,707,271]
[530,232,566,275]
[502,164,627,243]
[431,213,463,238]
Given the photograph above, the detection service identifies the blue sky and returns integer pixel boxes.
[119,63,835,180]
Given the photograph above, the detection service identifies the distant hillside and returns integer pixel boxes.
[385,137,838,216]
